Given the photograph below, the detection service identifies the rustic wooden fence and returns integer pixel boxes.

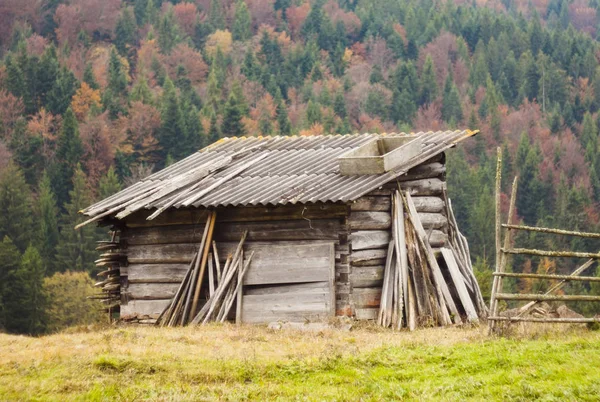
[488,148,600,332]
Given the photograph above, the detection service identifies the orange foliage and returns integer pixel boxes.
[88,45,113,89]
[0,90,24,139]
[54,0,121,46]
[418,31,461,89]
[116,102,161,163]
[0,142,12,170]
[71,83,102,121]
[80,113,116,185]
[323,0,361,35]
[414,102,444,132]
[242,116,259,136]
[25,34,48,56]
[27,108,59,158]
[173,2,198,37]
[205,30,233,57]
[300,123,325,136]
[247,0,276,30]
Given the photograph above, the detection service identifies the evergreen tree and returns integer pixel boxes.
[158,77,186,161]
[115,7,137,56]
[389,89,416,124]
[306,100,322,126]
[517,146,543,225]
[0,237,22,331]
[333,91,347,119]
[129,76,154,104]
[83,63,99,90]
[581,112,598,150]
[232,0,252,42]
[103,48,129,118]
[369,65,384,84]
[36,173,59,275]
[522,53,540,102]
[46,67,77,116]
[419,55,438,105]
[55,167,98,274]
[134,0,149,25]
[209,0,225,30]
[4,246,46,335]
[208,114,220,143]
[221,92,246,137]
[441,74,463,123]
[0,163,33,253]
[98,166,122,199]
[157,9,180,54]
[51,108,83,207]
[38,46,61,108]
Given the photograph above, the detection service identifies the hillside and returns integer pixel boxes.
[1,325,600,400]
[0,0,600,335]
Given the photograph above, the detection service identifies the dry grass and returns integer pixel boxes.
[1,322,599,401]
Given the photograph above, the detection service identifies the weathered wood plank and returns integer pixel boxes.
[350,196,391,211]
[441,248,478,323]
[355,308,378,320]
[120,299,171,319]
[348,211,391,230]
[352,288,381,308]
[128,264,189,283]
[350,266,384,288]
[349,248,387,263]
[349,230,391,251]
[242,243,335,286]
[242,292,331,323]
[126,283,180,300]
[245,282,329,296]
[123,219,341,245]
[126,204,348,227]
[128,243,198,264]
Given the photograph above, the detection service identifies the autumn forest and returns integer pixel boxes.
[0,0,600,334]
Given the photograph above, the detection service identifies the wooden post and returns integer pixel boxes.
[489,148,502,332]
[236,250,244,325]
[395,190,409,328]
[190,212,217,318]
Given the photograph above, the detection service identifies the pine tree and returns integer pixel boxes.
[51,108,83,207]
[306,100,322,126]
[419,55,437,105]
[441,74,463,123]
[0,163,33,253]
[333,91,347,119]
[369,65,384,84]
[115,7,137,56]
[209,0,225,31]
[158,9,180,54]
[208,114,220,144]
[4,246,46,335]
[98,166,122,199]
[0,236,22,331]
[4,55,26,104]
[389,89,416,124]
[581,112,598,150]
[46,67,77,116]
[221,92,246,137]
[129,76,154,104]
[158,77,186,161]
[275,94,291,136]
[36,173,59,275]
[134,0,149,25]
[83,63,99,90]
[55,167,98,274]
[103,48,129,119]
[232,0,252,41]
[38,45,60,108]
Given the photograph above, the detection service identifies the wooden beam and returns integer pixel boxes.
[501,224,600,238]
[495,293,600,302]
[502,248,600,259]
[493,271,600,282]
[488,316,600,323]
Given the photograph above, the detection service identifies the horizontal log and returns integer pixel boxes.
[495,293,600,302]
[123,219,342,245]
[350,266,384,288]
[127,264,189,283]
[126,283,179,300]
[397,162,445,182]
[428,230,448,247]
[401,178,445,196]
[242,291,332,324]
[125,204,348,227]
[488,316,600,323]
[245,282,329,296]
[349,249,387,264]
[350,196,391,212]
[493,272,600,282]
[349,230,391,251]
[120,299,171,319]
[348,211,391,230]
[354,308,378,320]
[418,213,448,230]
[502,248,600,259]
[502,224,600,239]
[351,288,381,308]
[411,197,445,213]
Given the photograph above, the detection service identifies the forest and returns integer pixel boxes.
[0,0,599,335]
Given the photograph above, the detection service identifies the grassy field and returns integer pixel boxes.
[1,323,599,401]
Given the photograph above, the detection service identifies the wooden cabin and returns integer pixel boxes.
[80,130,487,327]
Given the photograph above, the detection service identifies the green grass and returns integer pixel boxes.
[1,324,599,401]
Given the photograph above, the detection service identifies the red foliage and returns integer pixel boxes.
[323,0,361,35]
[569,0,596,37]
[286,3,310,39]
[365,36,394,70]
[0,0,43,46]
[163,43,208,85]
[247,0,276,30]
[418,31,461,89]
[80,112,117,185]
[0,90,24,139]
[54,0,121,46]
[116,102,161,164]
[173,3,199,37]
[25,34,48,56]
[414,102,444,132]
[0,141,12,170]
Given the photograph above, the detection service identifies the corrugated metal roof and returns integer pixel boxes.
[79,130,477,226]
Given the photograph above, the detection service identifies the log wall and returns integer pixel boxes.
[347,157,449,320]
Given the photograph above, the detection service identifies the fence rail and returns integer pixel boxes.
[492,272,600,282]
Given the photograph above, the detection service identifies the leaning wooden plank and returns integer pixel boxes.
[349,230,391,251]
[377,241,394,326]
[404,192,455,325]
[395,190,409,329]
[236,251,243,324]
[407,274,417,331]
[348,212,392,230]
[190,212,217,321]
[440,248,478,323]
[182,215,212,324]
[212,241,221,282]
[208,255,215,297]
